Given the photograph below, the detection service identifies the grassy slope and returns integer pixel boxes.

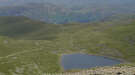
[0,16,61,40]
[0,37,61,74]
[56,21,135,61]
[0,16,135,74]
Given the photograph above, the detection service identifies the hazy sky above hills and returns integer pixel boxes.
[0,0,135,6]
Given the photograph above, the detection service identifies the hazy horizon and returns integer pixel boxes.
[0,0,135,6]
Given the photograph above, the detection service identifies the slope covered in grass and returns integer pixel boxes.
[0,36,61,74]
[0,16,135,74]
[0,16,61,40]
[55,20,135,61]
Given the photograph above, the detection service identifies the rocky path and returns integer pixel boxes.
[86,66,135,75]
[43,65,135,75]
[0,49,40,60]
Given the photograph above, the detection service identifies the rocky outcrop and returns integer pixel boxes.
[43,65,135,75]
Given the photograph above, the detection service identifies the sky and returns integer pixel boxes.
[0,0,135,6]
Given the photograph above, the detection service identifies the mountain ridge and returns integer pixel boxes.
[0,1,135,24]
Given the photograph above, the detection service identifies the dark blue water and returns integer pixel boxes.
[61,53,121,70]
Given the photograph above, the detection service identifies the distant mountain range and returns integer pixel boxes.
[0,0,135,24]
[0,0,135,23]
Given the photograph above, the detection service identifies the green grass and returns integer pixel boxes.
[0,16,135,74]
[0,37,62,74]
[0,16,62,40]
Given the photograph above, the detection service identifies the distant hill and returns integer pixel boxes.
[0,0,135,24]
[0,16,62,40]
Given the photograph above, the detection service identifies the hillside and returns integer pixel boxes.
[0,16,62,40]
[0,16,135,75]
